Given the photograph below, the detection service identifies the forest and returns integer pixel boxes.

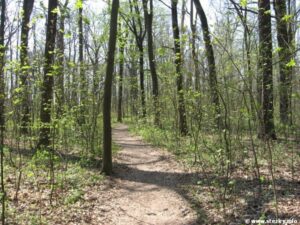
[0,0,299,224]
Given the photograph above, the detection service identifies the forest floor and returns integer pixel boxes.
[5,123,300,224]
[6,123,198,225]
[98,123,198,225]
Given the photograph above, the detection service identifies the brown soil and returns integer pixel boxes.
[7,123,298,224]
[99,123,198,225]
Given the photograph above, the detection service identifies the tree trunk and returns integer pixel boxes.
[274,0,292,126]
[19,0,34,134]
[78,0,86,125]
[137,41,146,118]
[229,0,257,122]
[117,22,126,122]
[258,0,276,139]
[0,0,6,222]
[190,0,200,91]
[193,0,221,128]
[38,0,58,148]
[128,0,146,119]
[102,0,119,175]
[142,0,160,126]
[130,55,138,116]
[56,0,69,117]
[171,0,188,136]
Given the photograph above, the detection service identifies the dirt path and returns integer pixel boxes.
[98,123,198,225]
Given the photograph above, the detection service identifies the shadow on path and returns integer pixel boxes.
[6,124,300,224]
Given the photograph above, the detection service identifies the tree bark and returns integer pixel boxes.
[137,42,146,118]
[142,0,160,126]
[78,0,86,125]
[117,22,126,122]
[56,0,69,117]
[0,0,6,222]
[171,0,188,135]
[258,0,276,139]
[19,0,34,134]
[190,0,200,91]
[38,0,58,148]
[274,0,292,126]
[102,0,119,175]
[193,0,221,128]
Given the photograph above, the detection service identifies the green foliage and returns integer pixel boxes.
[51,7,60,15]
[64,189,84,204]
[56,163,104,190]
[75,0,83,9]
[64,32,72,39]
[30,150,60,170]
[29,214,48,225]
[282,14,293,22]
[286,58,296,67]
[240,0,247,7]
[83,16,90,25]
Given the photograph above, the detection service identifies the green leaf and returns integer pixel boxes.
[228,180,236,186]
[75,0,83,9]
[274,47,282,53]
[264,10,271,15]
[286,59,296,67]
[157,47,165,56]
[51,7,60,15]
[240,0,247,8]
[64,32,72,39]
[13,98,21,105]
[14,87,24,94]
[282,14,293,22]
[83,16,90,25]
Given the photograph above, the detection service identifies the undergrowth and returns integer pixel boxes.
[127,120,300,224]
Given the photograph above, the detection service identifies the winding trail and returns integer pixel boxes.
[100,123,198,225]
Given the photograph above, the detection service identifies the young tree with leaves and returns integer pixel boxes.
[56,0,69,117]
[142,0,160,126]
[127,0,147,118]
[77,0,86,125]
[193,0,221,128]
[19,0,34,134]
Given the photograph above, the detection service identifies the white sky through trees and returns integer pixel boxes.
[6,0,299,62]
[6,0,218,60]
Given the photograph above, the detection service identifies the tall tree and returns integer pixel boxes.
[117,21,127,122]
[274,0,292,125]
[193,0,221,128]
[102,0,119,175]
[190,0,200,91]
[258,0,276,139]
[56,0,69,117]
[0,0,5,222]
[142,0,160,126]
[19,0,34,134]
[38,0,58,148]
[127,0,146,118]
[229,0,257,122]
[77,0,86,124]
[171,0,188,135]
